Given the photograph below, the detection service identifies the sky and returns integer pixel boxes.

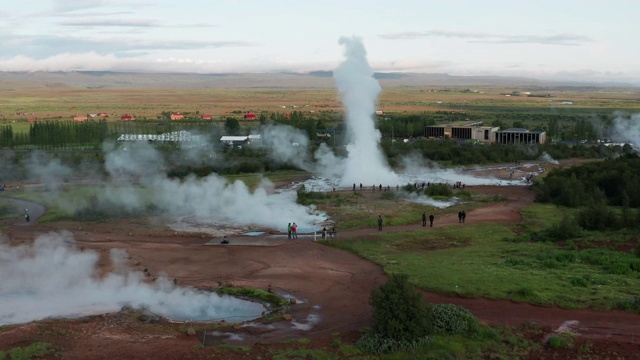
[1,0,638,84]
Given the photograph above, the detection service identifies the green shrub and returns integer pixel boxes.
[369,273,432,343]
[547,333,574,349]
[296,184,327,205]
[614,297,640,312]
[355,332,430,355]
[577,204,619,231]
[0,342,55,360]
[535,215,583,242]
[569,276,589,287]
[430,304,479,335]
[381,191,396,200]
[425,184,453,197]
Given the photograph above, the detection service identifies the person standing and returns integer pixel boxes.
[377,215,383,231]
[429,213,435,227]
[292,222,298,238]
[458,211,463,223]
[422,212,427,227]
[461,210,466,223]
[287,223,292,239]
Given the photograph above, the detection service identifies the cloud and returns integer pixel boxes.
[60,18,161,27]
[0,33,255,59]
[53,0,106,12]
[59,18,216,28]
[379,30,593,46]
[0,52,335,74]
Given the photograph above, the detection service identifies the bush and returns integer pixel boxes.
[296,184,327,205]
[355,332,430,355]
[425,184,453,197]
[369,274,432,343]
[431,303,479,335]
[614,297,640,312]
[577,203,619,231]
[380,191,396,200]
[532,215,583,242]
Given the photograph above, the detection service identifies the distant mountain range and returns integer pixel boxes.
[0,71,637,91]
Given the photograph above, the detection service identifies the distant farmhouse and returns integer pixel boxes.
[170,112,185,120]
[425,121,546,144]
[201,114,213,120]
[121,115,134,121]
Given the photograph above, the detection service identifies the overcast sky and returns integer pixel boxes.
[1,0,638,83]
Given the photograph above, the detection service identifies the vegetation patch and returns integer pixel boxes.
[393,235,471,251]
[0,342,56,360]
[214,286,288,307]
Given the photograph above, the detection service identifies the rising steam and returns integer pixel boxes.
[611,113,640,149]
[0,232,264,325]
[333,36,399,186]
[101,141,325,230]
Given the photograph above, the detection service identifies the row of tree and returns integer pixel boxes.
[534,154,640,208]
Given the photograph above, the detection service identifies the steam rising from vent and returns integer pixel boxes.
[0,232,265,325]
[259,124,312,170]
[612,113,640,148]
[539,152,559,164]
[333,36,399,186]
[101,142,325,229]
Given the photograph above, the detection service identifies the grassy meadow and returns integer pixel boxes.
[2,80,639,125]
[325,203,640,311]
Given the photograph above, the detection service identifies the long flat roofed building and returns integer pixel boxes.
[495,128,546,144]
[425,121,499,143]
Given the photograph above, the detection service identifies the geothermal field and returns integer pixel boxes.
[1,37,640,359]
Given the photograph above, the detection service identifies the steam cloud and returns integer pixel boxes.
[612,113,640,149]
[101,141,325,230]
[0,232,264,325]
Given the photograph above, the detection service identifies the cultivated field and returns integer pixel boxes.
[1,72,639,122]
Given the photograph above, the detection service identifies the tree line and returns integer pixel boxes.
[534,153,640,208]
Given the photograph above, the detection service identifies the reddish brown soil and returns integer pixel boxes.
[2,171,640,359]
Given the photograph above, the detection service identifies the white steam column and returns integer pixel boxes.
[334,37,399,187]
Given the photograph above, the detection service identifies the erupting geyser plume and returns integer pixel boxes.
[334,36,399,186]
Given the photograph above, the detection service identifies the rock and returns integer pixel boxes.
[282,314,293,321]
[186,327,196,336]
[233,324,242,330]
[138,314,150,322]
[289,298,297,305]
[120,304,134,312]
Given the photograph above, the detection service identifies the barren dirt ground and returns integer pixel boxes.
[2,165,640,359]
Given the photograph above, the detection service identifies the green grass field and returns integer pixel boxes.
[326,203,640,310]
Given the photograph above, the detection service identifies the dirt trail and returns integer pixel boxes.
[336,185,532,238]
